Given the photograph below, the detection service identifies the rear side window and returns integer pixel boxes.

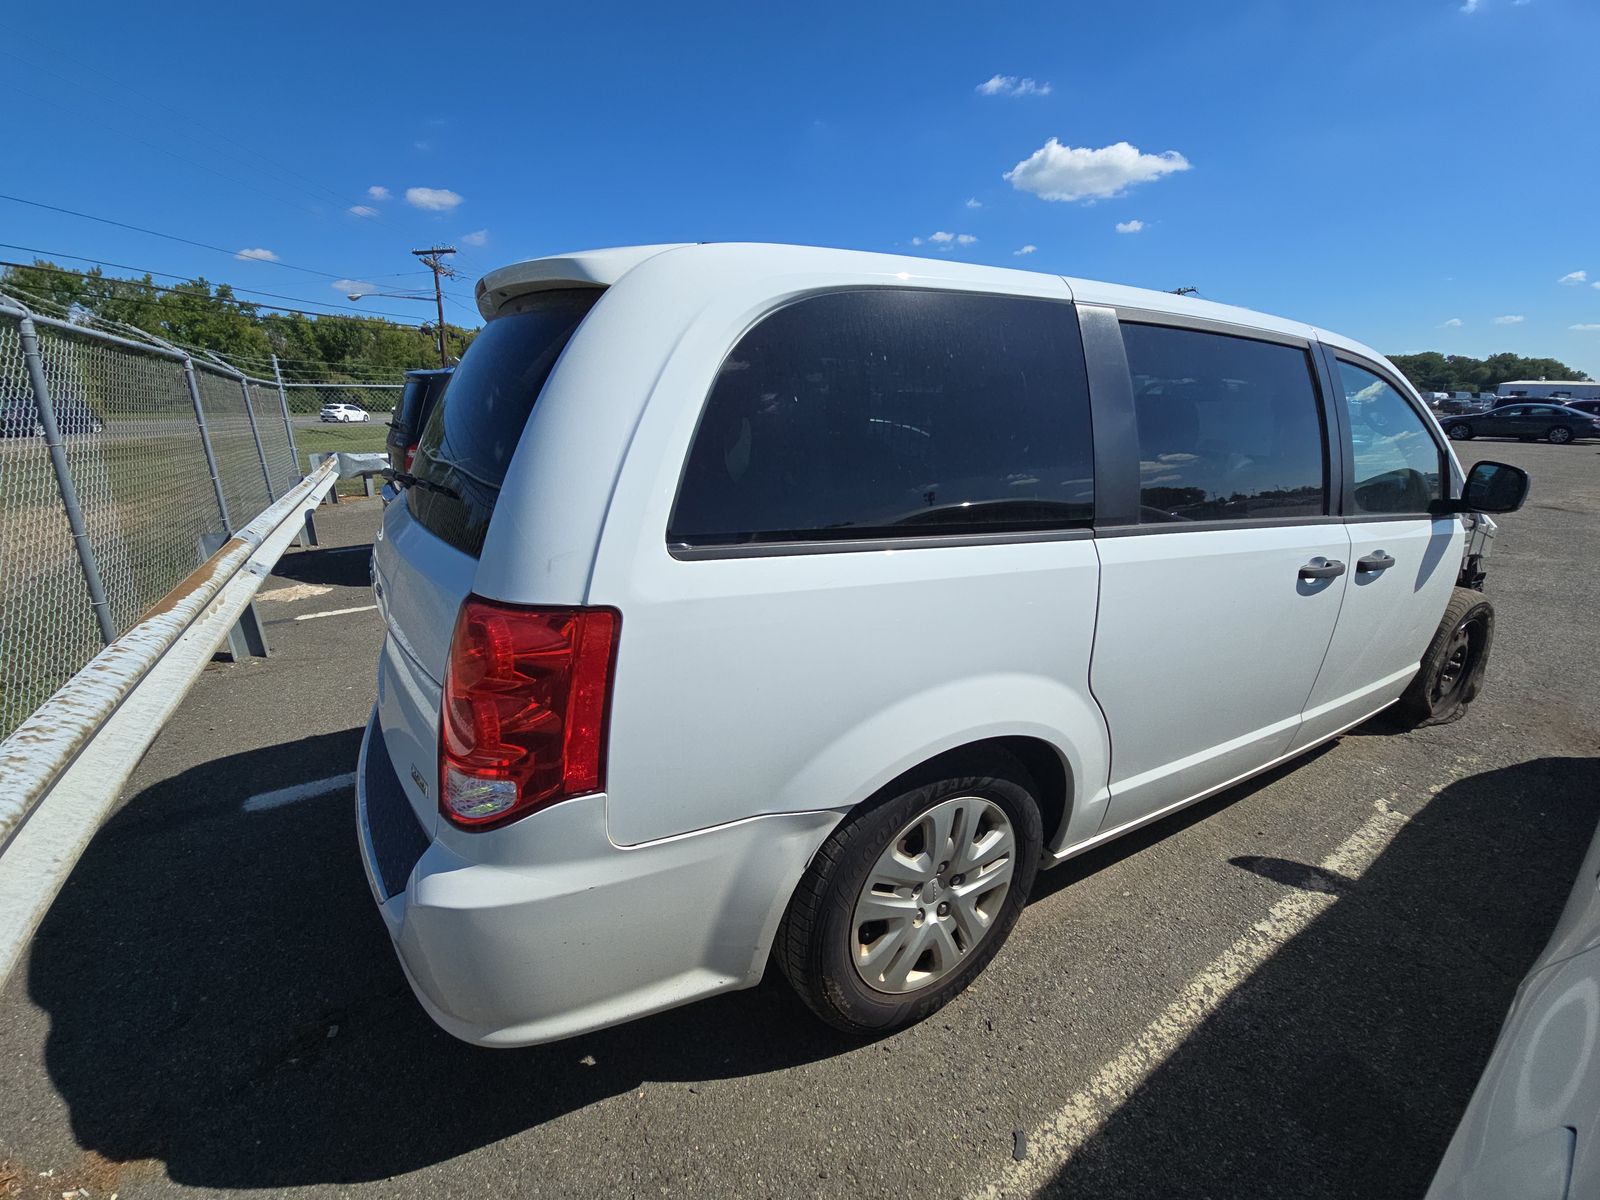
[408,289,600,556]
[1122,323,1326,523]
[1336,361,1444,514]
[668,289,1093,547]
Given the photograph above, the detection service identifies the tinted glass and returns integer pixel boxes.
[396,376,428,432]
[1337,361,1444,514]
[1122,323,1326,522]
[669,289,1093,546]
[409,289,600,556]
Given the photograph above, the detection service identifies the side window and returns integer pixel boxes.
[668,290,1094,547]
[1121,323,1326,523]
[1336,361,1444,515]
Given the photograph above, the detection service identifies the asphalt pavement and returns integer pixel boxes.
[1,440,1597,1200]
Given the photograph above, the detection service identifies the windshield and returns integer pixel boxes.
[407,288,600,556]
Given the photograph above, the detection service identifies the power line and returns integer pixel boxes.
[0,192,406,284]
[0,42,407,233]
[0,257,441,325]
[0,248,452,323]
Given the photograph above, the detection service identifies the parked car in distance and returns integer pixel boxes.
[1443,403,1600,444]
[1559,398,1600,420]
[320,402,370,423]
[1435,396,1493,415]
[386,368,452,471]
[1,394,106,437]
[357,242,1529,1048]
[1427,813,1600,1199]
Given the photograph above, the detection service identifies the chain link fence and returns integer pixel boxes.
[0,296,397,744]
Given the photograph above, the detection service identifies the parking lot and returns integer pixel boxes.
[0,438,1595,1200]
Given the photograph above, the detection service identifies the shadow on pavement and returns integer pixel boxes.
[268,542,373,590]
[26,730,856,1190]
[1036,756,1600,1200]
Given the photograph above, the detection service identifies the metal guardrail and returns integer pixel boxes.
[0,456,340,986]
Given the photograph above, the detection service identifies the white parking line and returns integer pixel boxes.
[293,604,378,622]
[257,583,333,603]
[243,772,357,813]
[972,797,1412,1200]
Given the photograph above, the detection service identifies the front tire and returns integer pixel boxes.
[776,754,1043,1035]
[1548,425,1572,444]
[1446,423,1474,440]
[1394,588,1494,727]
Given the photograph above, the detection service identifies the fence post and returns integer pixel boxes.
[238,375,277,503]
[271,354,301,478]
[183,356,233,535]
[17,315,117,646]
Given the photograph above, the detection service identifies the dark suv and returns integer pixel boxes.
[1,392,106,438]
[386,368,452,471]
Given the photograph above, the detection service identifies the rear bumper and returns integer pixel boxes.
[355,708,838,1046]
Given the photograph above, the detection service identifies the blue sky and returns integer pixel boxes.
[5,0,1598,375]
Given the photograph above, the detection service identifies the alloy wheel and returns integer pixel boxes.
[851,795,1016,994]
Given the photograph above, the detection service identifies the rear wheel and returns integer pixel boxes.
[776,753,1042,1035]
[1548,425,1572,444]
[1446,423,1473,440]
[1394,588,1493,727]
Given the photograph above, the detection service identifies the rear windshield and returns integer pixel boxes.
[407,289,600,555]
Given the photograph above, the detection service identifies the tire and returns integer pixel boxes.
[1548,425,1572,444]
[775,752,1043,1036]
[1394,588,1494,728]
[1446,423,1473,440]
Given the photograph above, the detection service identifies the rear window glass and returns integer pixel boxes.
[408,289,600,556]
[668,289,1093,547]
[1122,323,1327,523]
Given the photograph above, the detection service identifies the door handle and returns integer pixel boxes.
[1356,551,1396,573]
[1299,557,1346,580]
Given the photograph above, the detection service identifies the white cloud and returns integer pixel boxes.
[348,205,380,218]
[367,185,390,201]
[915,230,977,251]
[1570,323,1600,332]
[1594,281,1600,291]
[1006,139,1192,202]
[1440,317,1463,327]
[459,228,489,247]
[1460,0,1480,11]
[406,186,462,211]
[1014,244,1038,256]
[1559,270,1587,285]
[234,247,278,262]
[1492,314,1525,324]
[965,197,982,208]
[1115,219,1145,234]
[976,74,1053,97]
[334,279,377,296]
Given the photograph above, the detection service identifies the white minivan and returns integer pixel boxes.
[357,243,1528,1047]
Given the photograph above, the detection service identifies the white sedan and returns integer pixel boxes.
[320,403,369,423]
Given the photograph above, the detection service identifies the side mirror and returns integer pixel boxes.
[1432,460,1530,515]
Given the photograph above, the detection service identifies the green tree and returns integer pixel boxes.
[1389,351,1587,394]
[2,258,476,381]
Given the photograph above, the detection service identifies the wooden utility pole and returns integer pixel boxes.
[411,246,456,367]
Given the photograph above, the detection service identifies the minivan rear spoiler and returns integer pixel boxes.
[475,245,693,320]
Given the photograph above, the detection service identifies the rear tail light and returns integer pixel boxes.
[439,597,620,829]
[403,443,418,472]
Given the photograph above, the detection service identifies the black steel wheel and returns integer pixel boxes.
[1395,588,1494,727]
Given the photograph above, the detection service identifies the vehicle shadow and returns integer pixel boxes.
[268,542,373,590]
[24,729,857,1190]
[1034,756,1600,1200]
